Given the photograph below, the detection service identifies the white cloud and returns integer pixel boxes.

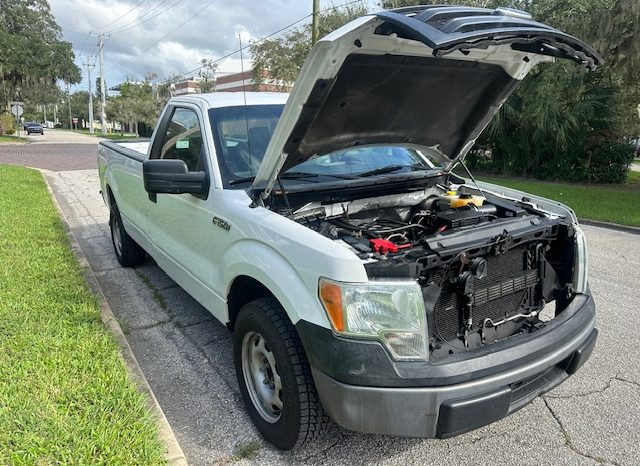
[49,0,377,93]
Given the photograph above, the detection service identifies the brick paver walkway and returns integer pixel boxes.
[0,144,98,171]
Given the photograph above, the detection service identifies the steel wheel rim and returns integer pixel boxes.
[111,215,123,256]
[241,331,283,423]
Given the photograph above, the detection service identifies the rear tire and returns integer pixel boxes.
[233,298,332,450]
[109,200,146,267]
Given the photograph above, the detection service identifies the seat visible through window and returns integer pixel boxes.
[158,107,204,172]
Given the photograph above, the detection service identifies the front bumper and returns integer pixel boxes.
[300,291,596,438]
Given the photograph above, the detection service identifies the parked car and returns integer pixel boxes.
[98,6,600,450]
[25,123,44,135]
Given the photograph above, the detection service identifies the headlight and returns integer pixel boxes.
[318,278,428,360]
[573,224,588,293]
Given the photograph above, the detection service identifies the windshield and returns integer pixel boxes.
[210,105,442,187]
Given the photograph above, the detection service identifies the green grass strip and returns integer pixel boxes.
[0,165,166,465]
[479,173,640,227]
[68,129,139,140]
[0,135,28,143]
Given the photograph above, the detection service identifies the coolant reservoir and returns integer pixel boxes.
[438,189,485,209]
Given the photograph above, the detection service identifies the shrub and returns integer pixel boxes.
[0,114,16,135]
[585,139,634,183]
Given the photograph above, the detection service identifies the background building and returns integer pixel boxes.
[173,57,292,95]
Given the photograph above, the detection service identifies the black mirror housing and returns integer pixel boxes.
[143,159,209,196]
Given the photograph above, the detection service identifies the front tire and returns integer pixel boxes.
[233,298,332,450]
[109,200,146,267]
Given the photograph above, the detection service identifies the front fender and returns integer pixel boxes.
[219,240,331,328]
[476,180,578,223]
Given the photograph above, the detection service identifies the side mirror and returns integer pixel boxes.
[143,159,209,198]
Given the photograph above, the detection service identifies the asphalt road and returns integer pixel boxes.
[24,128,105,144]
[2,139,638,465]
[44,168,639,466]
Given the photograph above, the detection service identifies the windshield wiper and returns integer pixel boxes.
[356,164,432,178]
[282,172,353,180]
[228,176,256,185]
[279,172,319,179]
[229,172,335,185]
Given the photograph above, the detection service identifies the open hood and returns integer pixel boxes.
[252,6,602,201]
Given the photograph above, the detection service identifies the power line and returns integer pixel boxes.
[95,0,147,30]
[169,0,365,82]
[169,13,316,80]
[108,0,218,74]
[77,31,94,60]
[105,0,173,34]
[109,0,364,83]
[107,0,184,35]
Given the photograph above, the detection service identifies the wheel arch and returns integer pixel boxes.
[222,242,331,331]
[227,275,275,330]
[105,184,115,207]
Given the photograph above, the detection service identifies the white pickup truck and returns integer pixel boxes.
[99,6,600,450]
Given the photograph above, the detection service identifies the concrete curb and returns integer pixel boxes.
[41,170,188,466]
[579,218,640,235]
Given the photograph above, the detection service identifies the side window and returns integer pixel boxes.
[159,108,204,172]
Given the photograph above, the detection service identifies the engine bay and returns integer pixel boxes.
[287,181,578,357]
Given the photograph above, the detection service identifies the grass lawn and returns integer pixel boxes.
[69,129,139,140]
[0,165,166,464]
[478,171,640,227]
[0,135,28,143]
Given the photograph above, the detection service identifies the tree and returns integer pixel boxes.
[198,59,217,93]
[0,0,80,109]
[155,73,182,110]
[108,78,158,136]
[69,91,92,126]
[381,0,639,182]
[251,3,367,90]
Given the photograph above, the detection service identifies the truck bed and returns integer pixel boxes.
[99,139,150,163]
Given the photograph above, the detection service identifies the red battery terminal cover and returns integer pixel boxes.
[370,238,411,254]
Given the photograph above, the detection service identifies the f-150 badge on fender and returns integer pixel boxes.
[212,216,230,231]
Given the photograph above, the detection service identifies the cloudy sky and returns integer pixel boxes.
[50,0,378,93]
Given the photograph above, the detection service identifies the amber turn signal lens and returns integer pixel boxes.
[319,279,344,332]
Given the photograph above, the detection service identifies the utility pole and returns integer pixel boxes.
[92,32,110,136]
[83,57,95,134]
[66,82,72,129]
[311,0,320,45]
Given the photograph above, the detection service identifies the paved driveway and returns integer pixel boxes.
[25,128,104,144]
[0,130,101,171]
[43,169,640,465]
[0,143,98,171]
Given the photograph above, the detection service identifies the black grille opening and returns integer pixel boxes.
[431,245,540,346]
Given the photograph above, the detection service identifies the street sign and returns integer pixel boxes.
[10,104,23,117]
[72,117,78,123]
